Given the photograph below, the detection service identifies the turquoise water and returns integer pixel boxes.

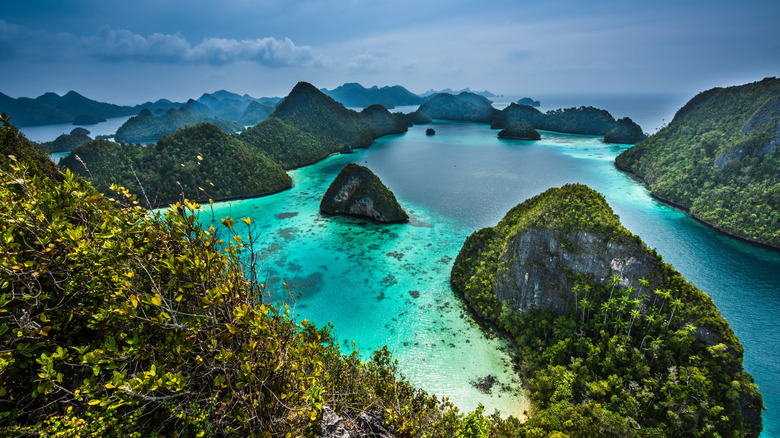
[206,121,779,434]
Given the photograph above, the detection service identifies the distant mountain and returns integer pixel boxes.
[321,83,424,109]
[1,89,283,129]
[616,77,780,248]
[420,88,500,99]
[114,107,243,143]
[0,91,137,127]
[238,101,275,126]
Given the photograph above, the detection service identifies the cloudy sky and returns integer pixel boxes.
[2,0,779,104]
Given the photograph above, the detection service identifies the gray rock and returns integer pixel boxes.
[321,406,350,438]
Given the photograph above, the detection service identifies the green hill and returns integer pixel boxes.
[417,92,499,123]
[451,183,762,436]
[272,81,408,152]
[37,128,93,153]
[615,77,780,248]
[60,122,291,206]
[115,107,244,143]
[238,117,332,169]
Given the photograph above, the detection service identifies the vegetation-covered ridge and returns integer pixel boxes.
[115,107,243,143]
[1,117,540,437]
[60,122,291,207]
[273,81,408,153]
[320,163,409,223]
[451,183,763,437]
[616,77,780,248]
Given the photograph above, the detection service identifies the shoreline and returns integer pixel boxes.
[613,161,780,253]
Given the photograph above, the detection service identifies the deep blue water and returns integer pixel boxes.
[205,121,780,435]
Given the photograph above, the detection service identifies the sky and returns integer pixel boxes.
[2,0,779,104]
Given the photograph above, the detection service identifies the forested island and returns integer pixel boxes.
[416,92,646,144]
[451,184,762,436]
[616,77,780,248]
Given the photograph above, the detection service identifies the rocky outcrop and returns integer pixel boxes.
[320,163,408,223]
[320,406,396,438]
[452,184,654,317]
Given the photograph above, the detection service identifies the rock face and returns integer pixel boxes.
[493,227,655,314]
[320,163,408,223]
[452,184,653,318]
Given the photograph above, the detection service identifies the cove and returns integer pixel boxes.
[205,121,779,435]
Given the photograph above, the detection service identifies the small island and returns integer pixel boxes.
[497,121,540,140]
[320,163,408,223]
[517,97,541,107]
[426,128,435,135]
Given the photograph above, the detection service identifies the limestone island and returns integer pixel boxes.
[426,128,436,135]
[451,183,763,436]
[497,121,540,140]
[320,163,409,223]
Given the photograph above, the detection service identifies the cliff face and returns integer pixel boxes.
[494,228,657,314]
[320,163,408,223]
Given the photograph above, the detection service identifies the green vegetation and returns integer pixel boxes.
[451,184,763,437]
[498,122,541,140]
[616,78,780,247]
[322,83,424,109]
[37,129,93,154]
[238,117,332,169]
[417,92,498,123]
[60,122,291,207]
[115,107,243,143]
[320,163,409,223]
[273,82,408,153]
[605,117,647,144]
[237,101,274,126]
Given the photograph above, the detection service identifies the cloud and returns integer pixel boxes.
[0,20,325,68]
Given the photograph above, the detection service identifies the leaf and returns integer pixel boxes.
[151,295,162,306]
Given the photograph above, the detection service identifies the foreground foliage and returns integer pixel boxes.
[616,77,780,248]
[452,184,763,437]
[1,118,538,437]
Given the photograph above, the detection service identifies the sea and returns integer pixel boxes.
[23,95,778,436]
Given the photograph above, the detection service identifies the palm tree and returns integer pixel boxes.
[601,301,611,324]
[572,283,581,314]
[627,308,641,337]
[608,273,621,301]
[666,298,683,330]
[579,298,591,324]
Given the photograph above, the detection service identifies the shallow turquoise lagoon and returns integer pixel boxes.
[206,121,780,434]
